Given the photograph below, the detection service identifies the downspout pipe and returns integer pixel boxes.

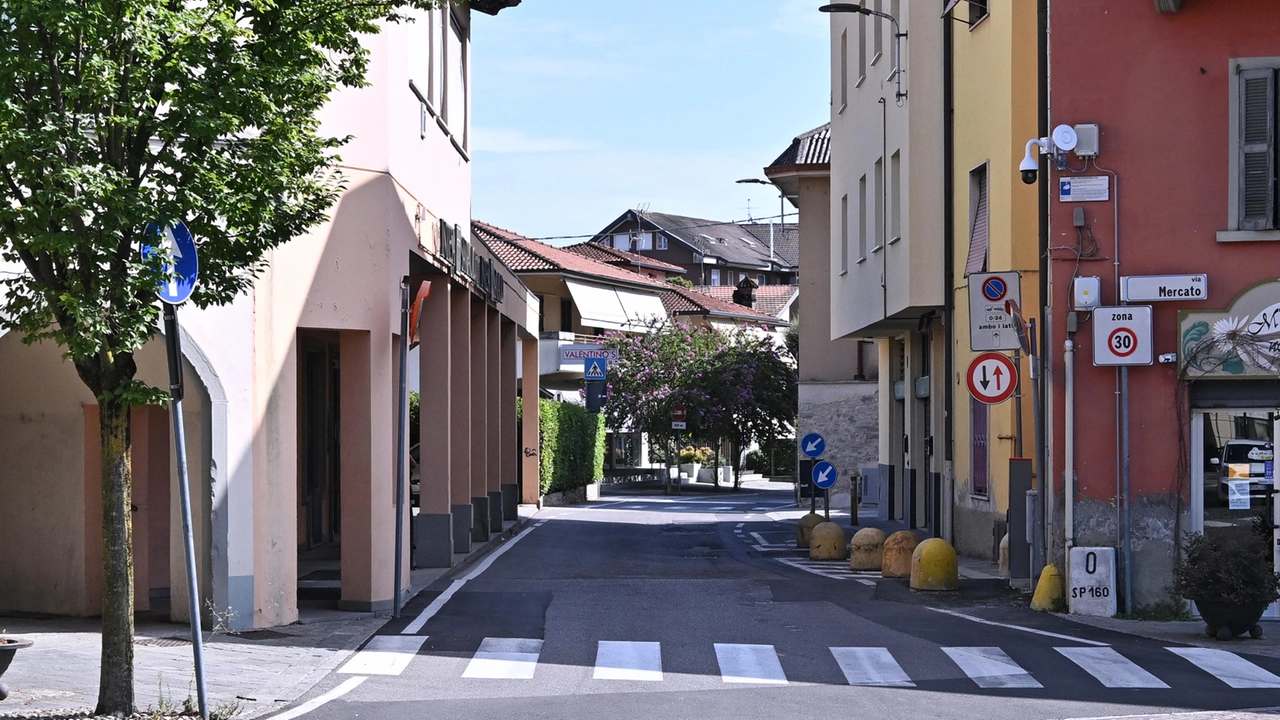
[1064,338,1075,551]
[942,5,955,543]
[1037,0,1052,573]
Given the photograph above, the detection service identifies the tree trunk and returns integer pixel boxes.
[95,395,136,716]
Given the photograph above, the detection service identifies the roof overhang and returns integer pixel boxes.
[470,0,522,15]
[764,163,831,207]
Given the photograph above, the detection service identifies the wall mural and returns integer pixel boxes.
[1180,279,1280,378]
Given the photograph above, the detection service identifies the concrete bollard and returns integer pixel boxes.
[797,512,825,548]
[810,522,847,560]
[882,530,921,578]
[1030,563,1065,611]
[849,527,887,571]
[998,533,1010,576]
[910,538,959,591]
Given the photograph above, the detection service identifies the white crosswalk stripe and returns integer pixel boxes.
[714,643,788,684]
[1056,647,1168,688]
[830,647,914,687]
[776,557,878,581]
[942,646,1042,689]
[594,641,663,681]
[462,637,543,679]
[1167,647,1280,688]
[337,636,427,676]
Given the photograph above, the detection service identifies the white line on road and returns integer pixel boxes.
[830,647,914,687]
[735,523,745,529]
[1167,647,1280,688]
[1056,647,1168,688]
[749,532,773,546]
[594,641,663,681]
[463,637,543,679]
[338,636,428,676]
[855,578,876,586]
[401,521,544,635]
[714,643,788,684]
[943,646,1042,689]
[265,676,367,720]
[925,607,1109,646]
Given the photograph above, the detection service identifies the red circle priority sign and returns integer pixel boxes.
[966,352,1018,405]
[671,405,687,422]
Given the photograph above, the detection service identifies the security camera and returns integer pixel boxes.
[1021,137,1048,185]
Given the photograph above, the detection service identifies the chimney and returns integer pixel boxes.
[732,276,758,308]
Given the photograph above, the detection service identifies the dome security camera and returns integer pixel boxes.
[1021,137,1047,185]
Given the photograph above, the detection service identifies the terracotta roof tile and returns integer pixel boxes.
[695,285,798,319]
[564,242,687,274]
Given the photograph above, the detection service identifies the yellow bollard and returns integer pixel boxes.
[1030,563,1065,611]
[797,512,825,548]
[849,527,887,571]
[910,538,959,591]
[810,522,847,560]
[882,530,921,578]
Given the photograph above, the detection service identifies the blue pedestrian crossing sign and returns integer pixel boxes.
[811,461,838,490]
[584,357,607,381]
[801,433,826,458]
[142,220,199,305]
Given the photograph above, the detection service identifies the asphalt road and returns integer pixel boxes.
[278,484,1280,720]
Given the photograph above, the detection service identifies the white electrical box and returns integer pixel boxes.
[1074,123,1100,158]
[1073,276,1101,310]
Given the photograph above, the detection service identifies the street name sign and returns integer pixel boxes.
[801,433,826,458]
[811,461,838,490]
[968,272,1022,351]
[1121,274,1207,303]
[584,357,607,381]
[1093,306,1153,366]
[142,220,199,304]
[966,352,1018,405]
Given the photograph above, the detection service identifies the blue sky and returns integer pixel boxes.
[470,0,830,243]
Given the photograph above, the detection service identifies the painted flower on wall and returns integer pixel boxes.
[1182,305,1280,377]
[1212,315,1279,372]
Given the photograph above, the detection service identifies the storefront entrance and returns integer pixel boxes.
[1190,408,1279,620]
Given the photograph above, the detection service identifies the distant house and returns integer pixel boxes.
[694,284,799,326]
[562,241,686,282]
[590,210,799,288]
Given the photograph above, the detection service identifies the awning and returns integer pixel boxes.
[617,290,667,329]
[564,279,629,331]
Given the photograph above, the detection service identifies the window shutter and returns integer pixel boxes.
[964,166,989,276]
[1239,68,1275,230]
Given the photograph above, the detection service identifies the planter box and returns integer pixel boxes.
[678,463,700,481]
[1193,598,1271,639]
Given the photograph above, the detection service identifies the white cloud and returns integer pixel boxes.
[473,127,600,154]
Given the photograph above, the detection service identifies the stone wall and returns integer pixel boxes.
[798,381,878,508]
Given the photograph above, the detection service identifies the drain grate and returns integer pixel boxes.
[135,636,191,648]
[298,586,341,601]
[299,570,341,582]
[229,629,296,640]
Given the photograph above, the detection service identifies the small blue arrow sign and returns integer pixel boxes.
[812,460,837,490]
[584,357,607,381]
[801,433,825,458]
[142,220,199,305]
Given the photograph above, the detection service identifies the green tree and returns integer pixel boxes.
[0,1,434,713]
[702,330,797,488]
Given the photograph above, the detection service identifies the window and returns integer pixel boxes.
[969,0,989,26]
[890,150,901,242]
[840,193,849,272]
[710,269,722,286]
[857,14,867,87]
[613,233,631,251]
[635,232,653,251]
[971,399,989,496]
[657,235,668,250]
[444,11,468,147]
[965,163,990,275]
[1226,61,1279,237]
[872,0,883,65]
[839,30,848,110]
[874,157,884,251]
[757,274,766,286]
[859,174,869,256]
[560,298,573,333]
[536,294,546,333]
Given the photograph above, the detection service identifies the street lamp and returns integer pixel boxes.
[819,3,907,101]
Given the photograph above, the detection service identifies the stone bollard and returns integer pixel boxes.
[910,538,959,591]
[849,527,887,571]
[1030,563,1065,611]
[998,533,1010,576]
[882,530,921,578]
[810,522,847,560]
[797,512,825,548]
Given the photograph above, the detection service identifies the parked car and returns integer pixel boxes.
[1213,440,1275,505]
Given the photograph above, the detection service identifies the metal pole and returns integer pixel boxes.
[1030,320,1047,571]
[824,488,830,521]
[1012,349,1024,459]
[163,304,208,720]
[394,278,410,619]
[1121,365,1133,615]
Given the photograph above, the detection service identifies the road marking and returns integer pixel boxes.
[925,607,1109,646]
[855,578,876,586]
[715,643,788,684]
[1056,647,1168,688]
[830,647,914,687]
[750,532,772,545]
[942,647,1042,689]
[265,676,367,720]
[712,506,735,511]
[401,521,542,635]
[463,638,543,679]
[337,636,428,676]
[735,523,745,529]
[1167,647,1280,688]
[594,641,663,681]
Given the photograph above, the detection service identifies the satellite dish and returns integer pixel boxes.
[1052,124,1079,152]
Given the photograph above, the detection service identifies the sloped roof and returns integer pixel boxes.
[767,123,831,169]
[740,223,799,267]
[664,284,787,325]
[563,242,687,274]
[695,285,798,319]
[632,211,777,269]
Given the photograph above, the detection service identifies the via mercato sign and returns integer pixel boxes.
[1121,274,1207,303]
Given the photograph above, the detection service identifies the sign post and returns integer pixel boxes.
[812,461,837,520]
[144,220,208,720]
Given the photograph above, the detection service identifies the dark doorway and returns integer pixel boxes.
[300,338,341,550]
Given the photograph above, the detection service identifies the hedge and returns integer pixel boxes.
[518,398,606,496]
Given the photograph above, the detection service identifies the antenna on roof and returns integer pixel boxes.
[635,202,650,212]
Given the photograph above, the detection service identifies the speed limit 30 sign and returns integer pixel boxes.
[1093,305,1153,366]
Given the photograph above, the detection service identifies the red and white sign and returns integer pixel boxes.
[671,404,687,430]
[966,352,1018,405]
[1092,305,1153,366]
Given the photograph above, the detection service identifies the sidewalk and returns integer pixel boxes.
[0,508,537,719]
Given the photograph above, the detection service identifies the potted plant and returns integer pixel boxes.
[0,634,33,701]
[678,446,709,483]
[1174,519,1280,641]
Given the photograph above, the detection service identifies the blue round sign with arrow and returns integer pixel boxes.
[142,220,199,305]
[811,460,838,489]
[801,433,826,458]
